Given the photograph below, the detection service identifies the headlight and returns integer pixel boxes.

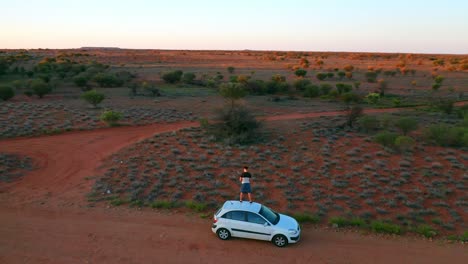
[288,229,298,235]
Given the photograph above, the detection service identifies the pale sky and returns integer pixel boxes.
[1,0,467,54]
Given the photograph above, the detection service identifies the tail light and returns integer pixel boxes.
[213,216,218,223]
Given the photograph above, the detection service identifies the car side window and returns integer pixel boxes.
[230,211,246,221]
[247,212,267,225]
[221,211,231,219]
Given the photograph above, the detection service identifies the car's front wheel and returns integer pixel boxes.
[217,228,231,240]
[272,234,288,247]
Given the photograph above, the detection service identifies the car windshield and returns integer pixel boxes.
[259,205,279,225]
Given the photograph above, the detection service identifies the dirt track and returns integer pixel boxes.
[1,108,466,264]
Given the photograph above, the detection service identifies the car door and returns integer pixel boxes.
[245,212,273,241]
[226,210,253,239]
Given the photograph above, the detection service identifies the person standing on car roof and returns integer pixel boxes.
[239,166,253,203]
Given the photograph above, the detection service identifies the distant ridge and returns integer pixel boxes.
[80,47,120,50]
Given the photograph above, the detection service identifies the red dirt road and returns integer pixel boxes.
[1,109,466,264]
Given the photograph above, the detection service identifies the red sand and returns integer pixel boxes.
[0,110,466,264]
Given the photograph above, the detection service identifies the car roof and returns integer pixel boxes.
[221,200,262,213]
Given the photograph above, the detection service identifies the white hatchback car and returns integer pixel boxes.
[211,200,301,247]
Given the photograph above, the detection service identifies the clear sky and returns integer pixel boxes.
[1,0,467,54]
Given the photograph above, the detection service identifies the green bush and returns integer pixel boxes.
[182,72,196,84]
[303,85,320,98]
[227,66,235,74]
[357,115,380,132]
[375,131,398,148]
[293,79,311,91]
[320,84,332,95]
[294,69,307,77]
[100,110,123,126]
[395,117,418,135]
[434,100,454,114]
[204,105,261,145]
[414,224,437,238]
[316,72,328,81]
[337,71,346,79]
[93,73,124,87]
[365,92,380,104]
[371,221,401,235]
[395,136,416,152]
[424,124,467,147]
[31,79,51,98]
[245,80,266,95]
[349,217,366,227]
[73,74,90,89]
[293,213,320,224]
[185,201,207,212]
[329,216,349,227]
[81,90,105,107]
[335,83,352,94]
[0,85,15,101]
[162,70,183,83]
[341,92,361,104]
[365,71,378,83]
[150,200,176,209]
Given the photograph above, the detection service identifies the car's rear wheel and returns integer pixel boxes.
[217,228,231,240]
[272,234,288,247]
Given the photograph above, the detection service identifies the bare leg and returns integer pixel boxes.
[239,192,243,202]
[248,193,252,202]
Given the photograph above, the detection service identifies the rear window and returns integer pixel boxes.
[221,211,246,221]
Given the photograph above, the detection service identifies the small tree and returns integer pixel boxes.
[337,71,346,79]
[395,117,418,135]
[0,86,15,101]
[227,66,235,74]
[293,79,311,91]
[341,92,361,104]
[320,84,332,95]
[81,90,105,108]
[31,79,51,98]
[294,69,307,78]
[378,79,387,96]
[303,85,320,98]
[162,70,183,83]
[365,71,378,83]
[100,110,122,126]
[395,136,415,152]
[182,72,196,84]
[73,74,90,90]
[353,81,361,90]
[219,82,247,110]
[345,106,363,127]
[316,72,327,81]
[365,92,380,105]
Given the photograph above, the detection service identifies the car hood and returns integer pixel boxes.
[276,214,299,230]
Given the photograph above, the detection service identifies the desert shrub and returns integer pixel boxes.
[204,106,261,145]
[316,72,327,81]
[293,213,320,224]
[343,65,354,72]
[73,74,90,90]
[371,221,401,235]
[31,79,51,98]
[335,83,352,94]
[320,84,332,95]
[395,117,418,135]
[293,79,311,91]
[354,81,361,89]
[377,79,387,96]
[375,131,398,148]
[81,90,105,107]
[236,75,250,84]
[150,200,176,209]
[329,217,349,227]
[229,75,238,83]
[245,80,266,95]
[365,92,380,104]
[0,86,15,101]
[100,110,122,126]
[337,71,346,79]
[434,75,444,84]
[341,92,361,104]
[162,70,183,83]
[432,83,441,90]
[227,66,235,74]
[345,106,363,127]
[433,100,455,114]
[182,72,196,84]
[294,69,307,77]
[265,81,288,94]
[395,136,416,152]
[327,72,334,78]
[185,201,208,212]
[271,74,286,83]
[424,124,467,147]
[414,224,437,238]
[93,73,124,87]
[142,82,160,97]
[357,115,380,132]
[303,85,320,98]
[0,58,10,75]
[219,82,247,108]
[365,71,378,83]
